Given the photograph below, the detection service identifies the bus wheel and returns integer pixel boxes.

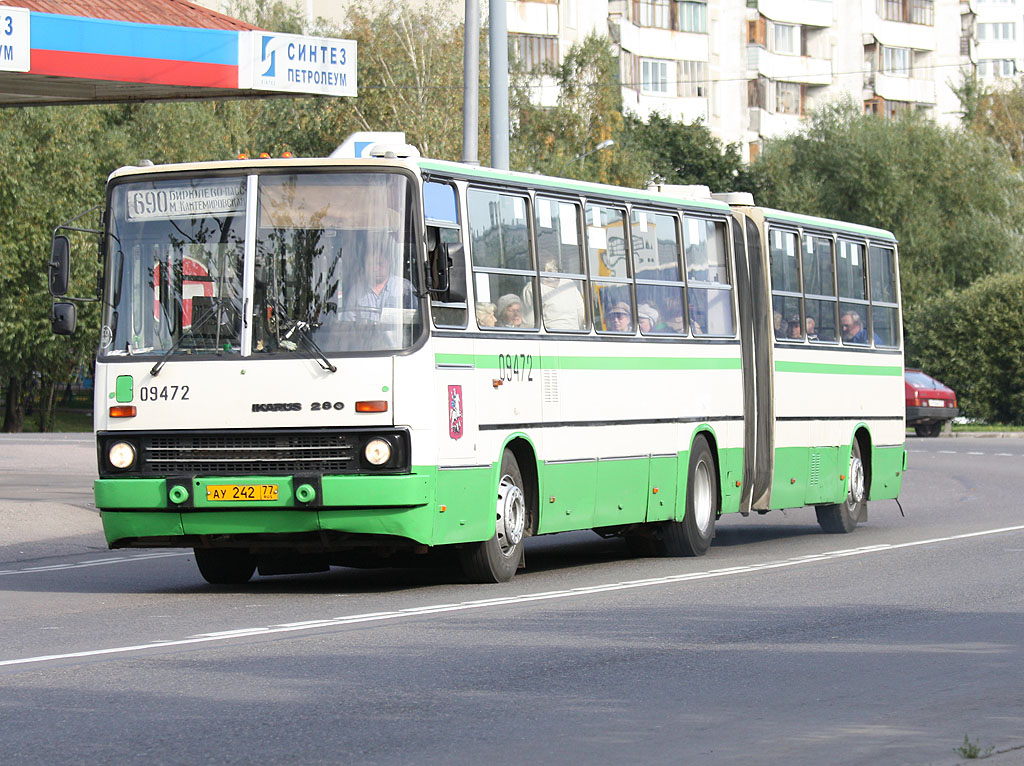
[815,439,866,534]
[460,451,527,583]
[194,548,256,585]
[657,436,717,557]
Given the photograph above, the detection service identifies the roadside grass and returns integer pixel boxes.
[952,422,1024,432]
[33,408,93,433]
[954,734,994,759]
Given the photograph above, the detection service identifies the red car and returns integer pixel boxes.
[905,369,959,437]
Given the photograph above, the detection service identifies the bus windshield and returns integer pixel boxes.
[102,170,423,358]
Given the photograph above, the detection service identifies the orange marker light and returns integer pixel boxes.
[237,152,249,160]
[355,400,388,413]
[281,151,294,158]
[110,405,137,418]
[259,152,271,159]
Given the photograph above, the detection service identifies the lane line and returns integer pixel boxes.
[0,551,190,577]
[3,524,1024,670]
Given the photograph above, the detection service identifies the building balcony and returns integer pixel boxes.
[623,90,709,124]
[617,21,709,61]
[746,46,832,86]
[864,17,938,52]
[750,0,833,28]
[748,107,803,139]
[871,72,936,105]
[508,1,559,36]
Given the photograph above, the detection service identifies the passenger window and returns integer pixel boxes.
[531,197,588,331]
[633,209,684,335]
[684,216,733,336]
[588,203,634,334]
[802,233,837,343]
[869,244,900,348]
[467,188,537,331]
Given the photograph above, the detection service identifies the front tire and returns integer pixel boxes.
[816,439,866,534]
[460,451,527,583]
[194,548,256,585]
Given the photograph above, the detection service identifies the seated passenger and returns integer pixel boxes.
[608,301,633,332]
[476,301,496,328]
[637,303,659,334]
[496,294,525,328]
[788,315,803,340]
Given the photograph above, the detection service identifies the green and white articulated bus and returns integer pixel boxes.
[48,142,906,585]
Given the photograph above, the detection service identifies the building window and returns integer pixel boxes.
[882,46,911,77]
[979,59,1017,78]
[772,22,799,55]
[678,1,707,33]
[679,60,707,97]
[884,99,912,119]
[775,81,804,115]
[513,34,559,72]
[978,22,1016,41]
[882,0,934,25]
[633,0,670,29]
[641,58,671,94]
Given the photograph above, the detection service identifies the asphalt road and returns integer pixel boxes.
[0,433,1022,765]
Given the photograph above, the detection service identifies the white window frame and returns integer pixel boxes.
[772,22,798,55]
[882,46,911,77]
[641,58,671,94]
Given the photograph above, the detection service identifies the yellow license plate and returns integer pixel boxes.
[206,484,279,502]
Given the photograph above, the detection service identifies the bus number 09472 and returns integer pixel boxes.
[497,353,533,382]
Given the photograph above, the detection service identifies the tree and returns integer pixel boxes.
[745,99,1024,315]
[908,271,1024,424]
[622,112,744,192]
[511,33,650,186]
[0,107,110,431]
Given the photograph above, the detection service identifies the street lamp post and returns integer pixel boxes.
[559,139,615,176]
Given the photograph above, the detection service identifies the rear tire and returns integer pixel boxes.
[655,436,717,557]
[460,451,527,583]
[816,439,866,534]
[914,422,942,438]
[194,548,256,585]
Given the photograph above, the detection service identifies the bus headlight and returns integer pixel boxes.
[108,441,137,470]
[364,438,392,466]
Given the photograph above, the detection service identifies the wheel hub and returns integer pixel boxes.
[693,459,713,533]
[496,474,526,554]
[848,454,865,504]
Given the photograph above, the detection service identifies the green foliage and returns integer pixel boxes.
[622,112,744,192]
[511,33,649,186]
[745,99,1024,313]
[907,271,1024,424]
[956,70,1024,165]
[953,734,995,759]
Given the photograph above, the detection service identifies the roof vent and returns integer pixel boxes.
[712,191,755,206]
[366,143,421,159]
[647,183,711,199]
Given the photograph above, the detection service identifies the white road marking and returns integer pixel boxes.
[0,551,189,577]
[3,524,1024,670]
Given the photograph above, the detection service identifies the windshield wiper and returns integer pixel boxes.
[282,319,338,373]
[149,300,225,377]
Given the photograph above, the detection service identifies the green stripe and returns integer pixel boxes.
[436,353,740,371]
[775,360,902,376]
[763,208,897,241]
[418,159,728,212]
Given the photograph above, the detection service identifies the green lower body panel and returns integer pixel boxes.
[868,445,906,500]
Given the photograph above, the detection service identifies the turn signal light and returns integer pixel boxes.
[355,400,388,413]
[110,405,137,418]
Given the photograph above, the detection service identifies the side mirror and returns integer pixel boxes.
[51,301,77,335]
[427,241,456,295]
[49,235,71,297]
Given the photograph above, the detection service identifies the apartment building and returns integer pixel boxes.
[201,0,986,160]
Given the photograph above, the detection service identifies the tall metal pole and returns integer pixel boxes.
[489,0,509,170]
[462,0,479,165]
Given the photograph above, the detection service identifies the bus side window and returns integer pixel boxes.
[467,187,537,331]
[424,181,467,329]
[869,244,900,347]
[684,217,734,337]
